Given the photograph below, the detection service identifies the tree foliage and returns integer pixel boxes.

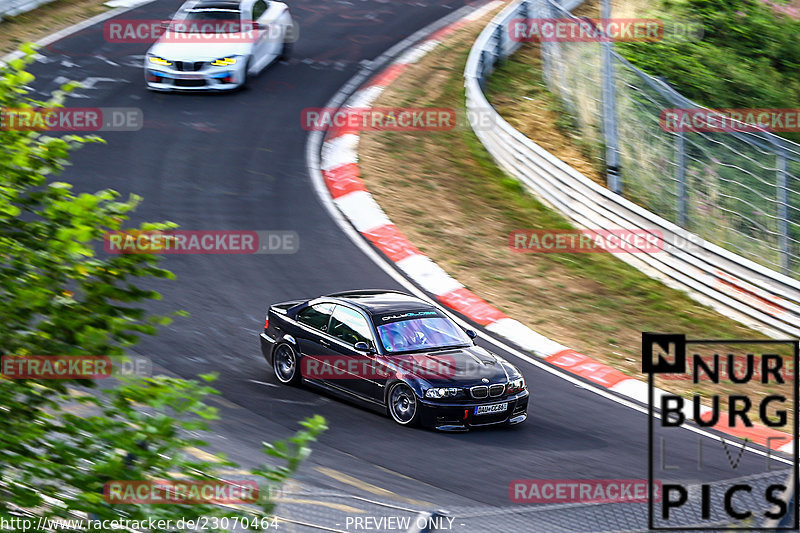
[0,47,327,531]
[618,0,800,112]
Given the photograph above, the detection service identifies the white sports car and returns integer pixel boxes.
[144,0,294,91]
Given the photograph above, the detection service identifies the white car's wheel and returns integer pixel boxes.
[239,57,252,90]
[280,39,292,60]
[280,21,295,60]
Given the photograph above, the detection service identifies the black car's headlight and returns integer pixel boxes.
[506,376,526,394]
[425,387,460,399]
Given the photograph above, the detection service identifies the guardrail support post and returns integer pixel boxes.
[494,23,504,65]
[777,151,790,275]
[479,50,491,87]
[676,132,688,228]
[601,0,622,194]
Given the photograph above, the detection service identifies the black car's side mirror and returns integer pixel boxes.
[464,329,478,340]
[354,341,375,354]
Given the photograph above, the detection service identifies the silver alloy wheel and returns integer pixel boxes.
[388,383,417,425]
[273,344,297,383]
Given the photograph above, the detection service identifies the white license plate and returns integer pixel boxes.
[178,73,204,79]
[474,402,508,415]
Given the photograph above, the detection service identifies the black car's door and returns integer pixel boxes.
[326,305,382,402]
[294,303,339,382]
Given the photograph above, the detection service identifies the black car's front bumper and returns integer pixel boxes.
[419,391,529,431]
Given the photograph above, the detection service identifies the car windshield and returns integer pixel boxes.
[376,315,470,353]
[171,8,243,32]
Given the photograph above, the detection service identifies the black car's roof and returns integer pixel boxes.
[323,290,436,315]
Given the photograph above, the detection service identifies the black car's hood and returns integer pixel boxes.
[383,345,513,387]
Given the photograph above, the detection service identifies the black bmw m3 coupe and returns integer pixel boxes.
[259,289,529,430]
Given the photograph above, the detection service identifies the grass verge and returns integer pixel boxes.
[0,0,113,56]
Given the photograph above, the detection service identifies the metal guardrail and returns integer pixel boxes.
[463,0,800,338]
[0,0,57,20]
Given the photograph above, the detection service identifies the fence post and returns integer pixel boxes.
[676,132,687,227]
[601,0,622,194]
[540,2,553,87]
[777,151,790,275]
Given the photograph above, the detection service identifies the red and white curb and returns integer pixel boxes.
[316,3,793,453]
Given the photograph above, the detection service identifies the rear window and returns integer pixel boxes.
[172,8,242,31]
[182,7,241,20]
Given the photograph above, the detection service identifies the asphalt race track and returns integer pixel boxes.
[23,0,786,514]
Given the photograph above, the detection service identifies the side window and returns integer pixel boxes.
[329,306,373,346]
[296,303,333,332]
[252,0,267,20]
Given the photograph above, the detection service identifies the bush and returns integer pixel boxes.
[618,0,800,114]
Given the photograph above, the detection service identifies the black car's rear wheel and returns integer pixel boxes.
[273,343,300,385]
[387,383,420,426]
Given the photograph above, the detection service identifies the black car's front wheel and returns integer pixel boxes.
[273,343,301,385]
[387,382,420,426]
